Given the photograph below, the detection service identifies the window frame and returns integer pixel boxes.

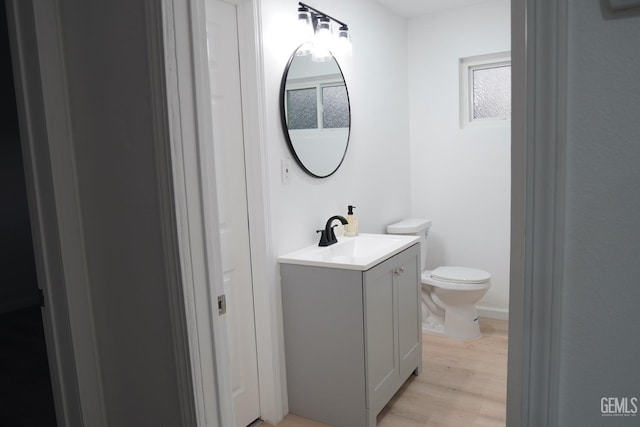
[459,51,511,129]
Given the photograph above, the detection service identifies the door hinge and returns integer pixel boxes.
[38,288,45,307]
[217,294,226,315]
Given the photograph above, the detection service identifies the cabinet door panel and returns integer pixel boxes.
[397,250,421,377]
[363,263,397,410]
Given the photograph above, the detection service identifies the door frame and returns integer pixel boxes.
[160,0,569,425]
[8,0,283,425]
[156,0,285,424]
[507,0,567,425]
[234,0,287,422]
[5,1,107,425]
[10,0,567,425]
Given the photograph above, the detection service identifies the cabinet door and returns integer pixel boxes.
[363,244,421,415]
[363,258,397,412]
[396,248,421,377]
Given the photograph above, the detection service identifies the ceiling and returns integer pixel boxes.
[373,0,492,18]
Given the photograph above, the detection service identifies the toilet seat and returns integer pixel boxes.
[431,266,491,284]
[422,266,491,291]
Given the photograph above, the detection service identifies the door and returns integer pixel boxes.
[205,0,261,426]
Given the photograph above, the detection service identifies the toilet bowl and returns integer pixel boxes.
[387,219,492,339]
[422,266,491,339]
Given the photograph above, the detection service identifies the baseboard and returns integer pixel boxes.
[476,305,509,320]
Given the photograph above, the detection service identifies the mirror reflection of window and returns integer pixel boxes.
[285,83,349,131]
[322,85,349,129]
[287,88,318,129]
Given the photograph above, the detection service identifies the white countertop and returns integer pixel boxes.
[278,233,420,271]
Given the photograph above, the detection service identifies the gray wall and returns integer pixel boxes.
[56,1,184,425]
[559,1,640,425]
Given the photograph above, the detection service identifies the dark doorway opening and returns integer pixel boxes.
[1,2,57,425]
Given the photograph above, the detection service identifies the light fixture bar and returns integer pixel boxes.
[298,2,348,28]
[296,2,351,61]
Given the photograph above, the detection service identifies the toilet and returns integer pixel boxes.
[387,219,491,339]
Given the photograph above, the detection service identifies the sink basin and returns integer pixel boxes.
[325,235,398,259]
[278,233,420,271]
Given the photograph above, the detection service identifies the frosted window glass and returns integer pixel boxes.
[322,85,349,129]
[472,65,511,120]
[287,88,318,129]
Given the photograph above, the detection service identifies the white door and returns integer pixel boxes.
[205,1,261,426]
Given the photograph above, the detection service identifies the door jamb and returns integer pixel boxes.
[234,0,286,423]
[6,1,108,425]
[158,0,285,424]
[507,0,567,425]
[150,0,231,425]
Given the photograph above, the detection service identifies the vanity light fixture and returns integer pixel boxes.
[296,2,352,61]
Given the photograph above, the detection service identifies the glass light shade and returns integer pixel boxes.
[336,25,352,57]
[315,16,333,50]
[297,7,314,43]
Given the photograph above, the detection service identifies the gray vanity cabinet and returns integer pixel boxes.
[280,243,421,427]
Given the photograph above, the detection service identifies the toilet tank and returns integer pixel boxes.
[387,219,432,270]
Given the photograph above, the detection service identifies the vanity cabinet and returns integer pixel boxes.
[280,243,421,427]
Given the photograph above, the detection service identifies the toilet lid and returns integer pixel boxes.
[431,266,491,284]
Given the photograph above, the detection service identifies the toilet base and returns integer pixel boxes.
[443,304,482,339]
[421,294,445,335]
[420,281,485,339]
[422,319,444,336]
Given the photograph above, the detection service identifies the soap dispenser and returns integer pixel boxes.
[345,205,359,237]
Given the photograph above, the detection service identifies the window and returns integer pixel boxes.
[460,52,511,128]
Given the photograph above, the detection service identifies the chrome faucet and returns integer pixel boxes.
[316,215,349,246]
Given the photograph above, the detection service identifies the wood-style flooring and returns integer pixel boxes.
[263,317,508,427]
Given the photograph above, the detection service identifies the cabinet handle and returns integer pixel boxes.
[394,267,405,276]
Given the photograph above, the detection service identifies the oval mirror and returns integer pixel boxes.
[280,46,351,178]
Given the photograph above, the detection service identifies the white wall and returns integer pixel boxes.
[260,0,411,255]
[558,1,640,424]
[407,0,511,317]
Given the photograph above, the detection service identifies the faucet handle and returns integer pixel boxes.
[328,224,339,242]
[316,229,331,247]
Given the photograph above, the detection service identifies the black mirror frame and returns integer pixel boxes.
[279,45,351,178]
